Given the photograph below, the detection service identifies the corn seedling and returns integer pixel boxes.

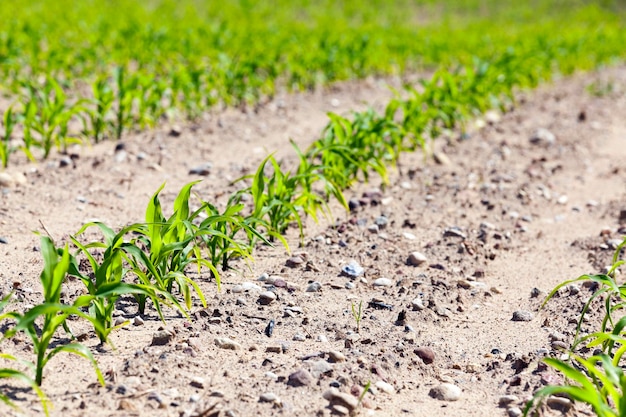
[1,237,105,386]
[526,236,626,416]
[70,222,180,343]
[351,300,364,333]
[0,106,16,168]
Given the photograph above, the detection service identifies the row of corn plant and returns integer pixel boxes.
[0,180,273,414]
[525,237,626,416]
[1,1,625,167]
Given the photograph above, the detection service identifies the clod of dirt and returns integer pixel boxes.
[414,347,435,364]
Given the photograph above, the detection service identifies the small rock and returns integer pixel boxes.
[508,407,523,417]
[433,151,451,165]
[188,163,212,176]
[317,334,329,343]
[189,394,201,403]
[512,310,533,322]
[169,125,182,137]
[411,298,425,311]
[323,388,358,411]
[287,369,314,387]
[241,282,262,292]
[151,330,174,346]
[498,395,519,407]
[373,278,392,287]
[331,404,350,415]
[375,380,395,394]
[341,261,364,278]
[414,347,435,364]
[306,282,322,292]
[557,195,568,205]
[293,333,306,341]
[214,338,241,350]
[286,256,304,268]
[265,345,282,353]
[0,173,15,187]
[118,399,136,411]
[407,251,427,266]
[0,237,8,244]
[530,128,556,146]
[374,216,389,228]
[133,316,144,326]
[259,392,280,404]
[443,227,466,239]
[258,291,277,305]
[190,377,205,389]
[367,224,379,233]
[309,360,334,378]
[429,383,461,401]
[546,396,572,412]
[403,232,416,240]
[328,351,346,363]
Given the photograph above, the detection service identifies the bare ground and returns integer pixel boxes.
[0,66,625,417]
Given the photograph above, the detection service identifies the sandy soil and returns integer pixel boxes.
[0,66,625,417]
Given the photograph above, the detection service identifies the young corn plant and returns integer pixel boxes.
[351,300,364,334]
[1,237,105,387]
[526,236,626,416]
[128,181,211,313]
[0,106,16,168]
[0,295,50,415]
[70,222,181,343]
[86,76,115,142]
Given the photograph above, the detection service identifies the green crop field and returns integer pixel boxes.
[1,1,626,415]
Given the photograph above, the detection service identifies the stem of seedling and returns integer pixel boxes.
[351,300,363,333]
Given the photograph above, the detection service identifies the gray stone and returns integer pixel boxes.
[512,310,533,322]
[133,316,144,326]
[287,369,314,387]
[190,377,205,389]
[546,396,572,412]
[507,407,523,417]
[258,291,277,305]
[407,251,427,266]
[341,261,364,278]
[498,395,519,407]
[322,388,358,411]
[308,359,333,378]
[306,282,322,292]
[411,297,425,311]
[429,383,461,401]
[151,330,174,346]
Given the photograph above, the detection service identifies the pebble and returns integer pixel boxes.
[189,394,201,403]
[190,377,205,389]
[530,128,556,146]
[374,216,389,228]
[259,392,280,404]
[214,337,242,350]
[240,282,262,292]
[367,224,379,233]
[317,334,328,343]
[293,333,306,341]
[546,396,572,412]
[286,256,304,268]
[306,282,322,292]
[411,298,426,311]
[322,388,358,411]
[433,151,451,165]
[443,227,466,239]
[341,261,364,278]
[375,381,395,394]
[0,237,8,244]
[331,405,350,415]
[407,251,427,266]
[414,347,435,364]
[328,351,346,363]
[309,360,334,378]
[0,172,14,187]
[133,316,144,326]
[373,278,392,287]
[287,369,314,387]
[258,291,277,305]
[188,162,212,176]
[151,330,174,346]
[557,195,568,205]
[403,232,416,240]
[429,383,461,401]
[498,395,519,407]
[508,407,523,417]
[265,372,278,380]
[345,282,355,290]
[511,310,533,322]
